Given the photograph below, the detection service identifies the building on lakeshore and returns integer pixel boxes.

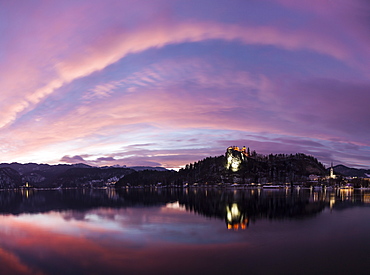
[329,162,336,179]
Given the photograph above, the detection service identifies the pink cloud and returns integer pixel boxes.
[273,0,370,64]
[56,21,356,84]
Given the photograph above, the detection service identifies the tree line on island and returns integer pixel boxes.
[116,151,327,187]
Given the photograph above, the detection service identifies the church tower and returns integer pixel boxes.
[330,162,336,179]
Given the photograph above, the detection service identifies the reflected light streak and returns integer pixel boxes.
[225,203,248,230]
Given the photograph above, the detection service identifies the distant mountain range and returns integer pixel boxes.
[128,166,168,172]
[332,165,370,178]
[0,163,129,188]
[0,163,168,189]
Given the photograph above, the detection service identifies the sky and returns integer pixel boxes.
[0,0,369,170]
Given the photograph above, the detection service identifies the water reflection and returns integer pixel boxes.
[1,188,370,274]
[225,203,248,230]
[1,188,370,226]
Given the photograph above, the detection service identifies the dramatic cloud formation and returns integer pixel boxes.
[0,0,369,169]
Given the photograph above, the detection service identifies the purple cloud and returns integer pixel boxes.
[60,155,87,164]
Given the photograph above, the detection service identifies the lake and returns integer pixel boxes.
[1,187,370,275]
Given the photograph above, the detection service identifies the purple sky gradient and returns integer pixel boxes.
[0,0,369,169]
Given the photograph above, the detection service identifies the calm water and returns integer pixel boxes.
[1,187,370,275]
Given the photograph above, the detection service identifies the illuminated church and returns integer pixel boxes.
[329,163,336,179]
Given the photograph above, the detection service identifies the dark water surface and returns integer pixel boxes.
[1,187,370,275]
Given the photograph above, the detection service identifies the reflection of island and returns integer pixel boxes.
[0,188,369,228]
[173,188,327,230]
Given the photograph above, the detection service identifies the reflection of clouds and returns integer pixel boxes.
[0,206,249,274]
[62,211,88,221]
[1,190,370,274]
[0,247,40,275]
[164,201,187,211]
[0,207,238,247]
